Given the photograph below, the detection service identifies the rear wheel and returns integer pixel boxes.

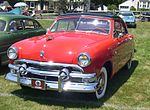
[95,67,108,99]
[125,59,132,70]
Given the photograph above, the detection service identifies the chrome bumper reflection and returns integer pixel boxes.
[5,62,98,93]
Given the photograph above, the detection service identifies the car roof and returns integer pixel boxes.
[0,14,34,21]
[59,12,121,19]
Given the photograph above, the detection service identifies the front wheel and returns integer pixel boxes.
[95,67,108,99]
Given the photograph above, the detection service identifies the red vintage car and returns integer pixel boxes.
[5,13,135,99]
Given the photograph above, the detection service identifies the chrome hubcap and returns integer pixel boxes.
[97,72,105,94]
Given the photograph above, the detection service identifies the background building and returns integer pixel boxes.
[119,0,150,11]
[138,0,150,9]
[23,0,59,11]
[119,0,139,11]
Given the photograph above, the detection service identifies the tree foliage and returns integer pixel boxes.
[108,4,118,10]
[130,6,136,11]
[57,0,68,13]
[7,0,23,6]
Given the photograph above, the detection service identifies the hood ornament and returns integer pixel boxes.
[40,50,45,57]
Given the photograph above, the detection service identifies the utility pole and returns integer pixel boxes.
[87,0,90,11]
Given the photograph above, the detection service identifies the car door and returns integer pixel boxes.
[112,19,131,73]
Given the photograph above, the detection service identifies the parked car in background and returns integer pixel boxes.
[118,11,136,28]
[0,14,46,65]
[140,12,150,22]
[5,13,135,99]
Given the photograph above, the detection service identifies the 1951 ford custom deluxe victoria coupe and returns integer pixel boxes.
[5,13,135,99]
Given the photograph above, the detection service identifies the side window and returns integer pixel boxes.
[24,20,35,29]
[114,20,121,32]
[121,20,128,34]
[0,20,6,31]
[114,20,128,38]
[16,20,24,30]
[9,21,17,32]
[57,21,68,31]
[9,20,24,32]
[33,21,40,28]
[53,20,75,32]
[114,20,122,38]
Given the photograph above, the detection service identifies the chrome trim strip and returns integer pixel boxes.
[8,64,96,78]
[14,59,84,72]
[5,72,98,93]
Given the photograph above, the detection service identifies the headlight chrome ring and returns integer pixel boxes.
[78,53,91,67]
[7,47,18,60]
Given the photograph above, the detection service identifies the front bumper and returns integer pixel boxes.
[5,59,98,93]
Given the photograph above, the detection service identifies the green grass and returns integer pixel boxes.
[38,19,54,29]
[0,21,150,110]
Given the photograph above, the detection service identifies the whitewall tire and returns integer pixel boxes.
[95,67,108,99]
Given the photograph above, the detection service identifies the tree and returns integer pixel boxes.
[130,6,136,11]
[91,0,103,10]
[108,4,118,10]
[57,0,68,14]
[68,1,80,12]
[7,0,23,6]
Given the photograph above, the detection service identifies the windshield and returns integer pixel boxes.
[0,20,6,31]
[50,17,110,34]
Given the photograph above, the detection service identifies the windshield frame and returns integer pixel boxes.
[50,16,111,35]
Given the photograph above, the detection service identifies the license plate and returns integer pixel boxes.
[31,79,45,90]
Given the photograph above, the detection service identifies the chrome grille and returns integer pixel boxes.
[14,59,84,73]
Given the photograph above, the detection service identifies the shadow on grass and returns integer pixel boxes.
[11,60,138,108]
[0,64,9,76]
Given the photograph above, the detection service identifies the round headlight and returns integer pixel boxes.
[78,53,91,67]
[7,47,18,60]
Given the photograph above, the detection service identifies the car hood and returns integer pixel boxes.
[15,31,108,63]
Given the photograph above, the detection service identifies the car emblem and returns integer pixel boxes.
[35,80,41,87]
[19,64,27,76]
[59,68,70,81]
[40,50,44,57]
